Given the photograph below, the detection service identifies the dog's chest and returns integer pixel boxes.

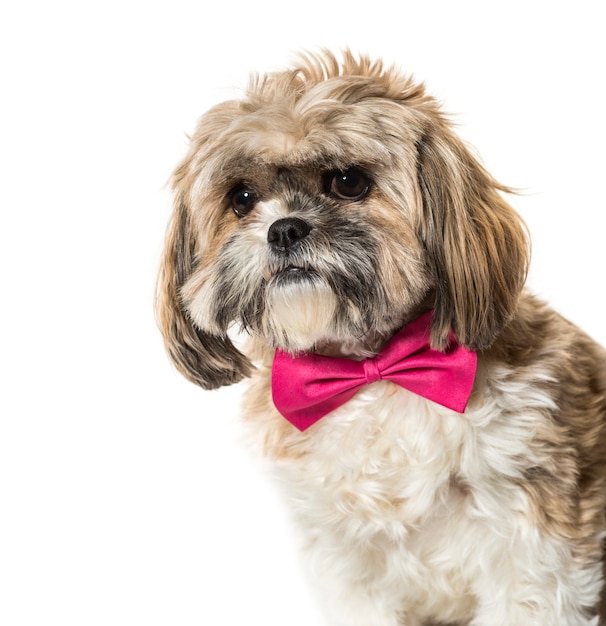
[268,374,547,557]
[275,383,473,528]
[248,367,564,620]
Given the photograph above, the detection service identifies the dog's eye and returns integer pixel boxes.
[229,185,258,218]
[328,167,371,201]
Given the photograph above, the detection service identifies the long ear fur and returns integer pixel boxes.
[417,126,530,351]
[155,195,253,389]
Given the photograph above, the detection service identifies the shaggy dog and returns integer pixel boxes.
[156,51,606,625]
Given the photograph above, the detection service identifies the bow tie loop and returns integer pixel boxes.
[271,310,477,431]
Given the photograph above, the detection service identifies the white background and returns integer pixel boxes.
[1,1,604,624]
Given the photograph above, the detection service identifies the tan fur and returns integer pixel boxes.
[156,50,606,624]
[156,196,253,388]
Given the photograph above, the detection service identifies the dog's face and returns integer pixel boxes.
[157,51,529,389]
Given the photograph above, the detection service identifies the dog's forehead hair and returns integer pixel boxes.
[270,166,319,193]
[204,99,421,186]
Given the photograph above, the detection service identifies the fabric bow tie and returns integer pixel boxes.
[271,310,477,431]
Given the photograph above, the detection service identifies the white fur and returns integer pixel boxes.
[248,361,602,626]
[265,279,338,350]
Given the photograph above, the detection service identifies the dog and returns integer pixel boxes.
[156,50,606,625]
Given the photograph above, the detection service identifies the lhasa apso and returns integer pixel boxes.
[156,50,606,625]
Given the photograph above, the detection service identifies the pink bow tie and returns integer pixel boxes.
[271,310,477,431]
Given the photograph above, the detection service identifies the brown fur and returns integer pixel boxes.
[489,297,606,587]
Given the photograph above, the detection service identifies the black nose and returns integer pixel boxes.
[267,217,312,251]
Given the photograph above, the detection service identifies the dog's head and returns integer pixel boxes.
[156,50,529,389]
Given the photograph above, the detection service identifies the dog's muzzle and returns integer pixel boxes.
[267,217,315,279]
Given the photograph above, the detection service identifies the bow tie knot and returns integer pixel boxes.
[362,358,382,385]
[271,310,477,431]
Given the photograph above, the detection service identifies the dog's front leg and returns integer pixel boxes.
[299,531,411,626]
[309,569,405,626]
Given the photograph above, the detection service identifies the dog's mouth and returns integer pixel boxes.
[269,263,319,285]
[268,260,316,276]
[282,264,314,274]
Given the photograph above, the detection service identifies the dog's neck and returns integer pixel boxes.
[313,333,392,360]
[313,302,434,360]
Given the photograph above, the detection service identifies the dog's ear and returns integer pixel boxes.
[155,195,253,389]
[416,126,530,351]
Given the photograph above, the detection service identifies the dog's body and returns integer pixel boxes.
[156,51,606,625]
